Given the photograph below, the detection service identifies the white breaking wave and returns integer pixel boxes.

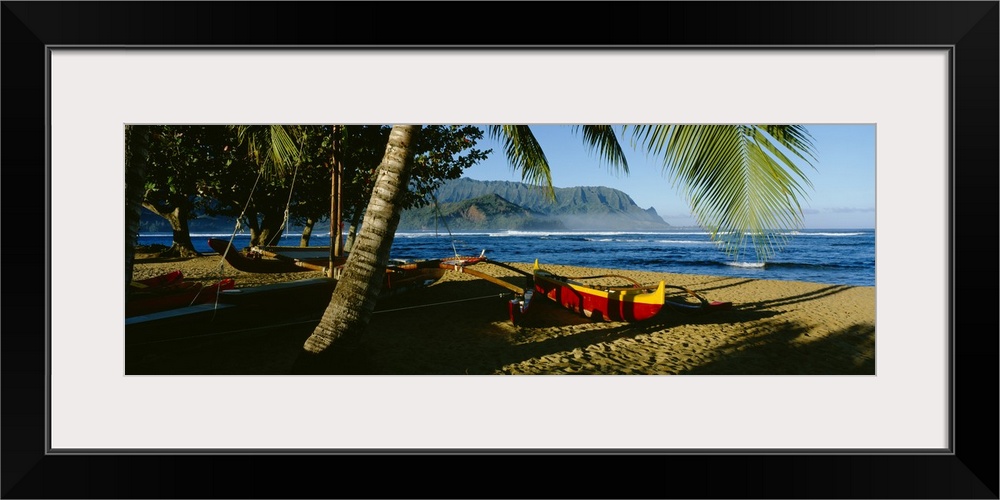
[395,231,492,238]
[725,261,766,268]
[656,240,714,245]
[486,230,712,237]
[584,238,650,243]
[187,232,277,238]
[797,232,866,237]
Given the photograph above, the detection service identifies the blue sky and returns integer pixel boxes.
[460,125,875,229]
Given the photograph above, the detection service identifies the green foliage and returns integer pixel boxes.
[144,125,239,218]
[483,124,816,261]
[407,125,491,209]
[140,122,816,263]
[339,125,491,225]
[280,125,346,226]
[624,124,817,261]
[488,125,631,200]
[231,125,301,179]
[145,125,491,239]
[488,125,554,198]
[339,125,395,225]
[573,125,630,175]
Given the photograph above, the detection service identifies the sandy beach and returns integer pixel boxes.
[128,253,876,375]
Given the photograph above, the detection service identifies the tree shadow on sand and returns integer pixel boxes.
[684,277,759,294]
[740,284,855,311]
[123,275,873,376]
[491,284,872,375]
[286,278,871,375]
[682,321,875,375]
[496,301,779,372]
[356,277,528,374]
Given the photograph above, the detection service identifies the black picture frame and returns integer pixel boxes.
[3,2,997,498]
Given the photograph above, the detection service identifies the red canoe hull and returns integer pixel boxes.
[529,261,668,323]
[533,274,664,322]
[126,278,236,317]
[131,269,184,289]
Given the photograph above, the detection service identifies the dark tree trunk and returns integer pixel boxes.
[142,202,200,258]
[244,212,262,247]
[255,210,286,247]
[125,125,149,296]
[294,125,420,374]
[343,211,362,254]
[330,125,344,261]
[162,207,199,257]
[343,225,356,254]
[300,217,316,246]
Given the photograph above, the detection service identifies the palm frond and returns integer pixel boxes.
[760,125,819,168]
[488,125,555,199]
[627,124,815,262]
[573,125,629,175]
[230,125,301,179]
[267,124,301,175]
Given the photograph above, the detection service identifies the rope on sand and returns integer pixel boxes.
[373,293,509,314]
[131,320,319,346]
[131,294,510,346]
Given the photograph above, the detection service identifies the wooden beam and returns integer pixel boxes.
[448,266,526,295]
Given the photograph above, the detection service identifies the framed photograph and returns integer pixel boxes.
[4,2,996,498]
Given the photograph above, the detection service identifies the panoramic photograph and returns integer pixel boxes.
[124,124,876,375]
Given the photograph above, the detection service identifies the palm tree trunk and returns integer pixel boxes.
[294,125,420,373]
[124,125,149,296]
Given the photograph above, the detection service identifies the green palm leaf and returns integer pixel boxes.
[231,125,302,178]
[574,125,630,175]
[488,125,554,198]
[626,124,816,262]
[490,124,632,200]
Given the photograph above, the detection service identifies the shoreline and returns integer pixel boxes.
[136,228,877,288]
[128,254,876,375]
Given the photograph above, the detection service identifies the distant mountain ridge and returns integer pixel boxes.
[399,193,567,231]
[398,178,670,231]
[139,177,671,233]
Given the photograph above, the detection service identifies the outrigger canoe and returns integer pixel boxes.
[207,238,342,273]
[126,277,236,317]
[381,254,488,295]
[210,237,485,278]
[526,260,731,323]
[208,237,493,300]
[130,269,184,290]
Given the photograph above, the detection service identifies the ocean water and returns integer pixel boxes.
[137,228,875,287]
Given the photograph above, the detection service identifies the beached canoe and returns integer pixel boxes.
[125,278,236,317]
[531,261,668,322]
[378,254,488,296]
[130,269,184,290]
[209,237,493,302]
[529,260,731,322]
[210,237,487,281]
[207,238,343,273]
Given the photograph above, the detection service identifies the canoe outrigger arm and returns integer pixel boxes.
[439,251,530,296]
[448,265,527,295]
[294,260,328,273]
